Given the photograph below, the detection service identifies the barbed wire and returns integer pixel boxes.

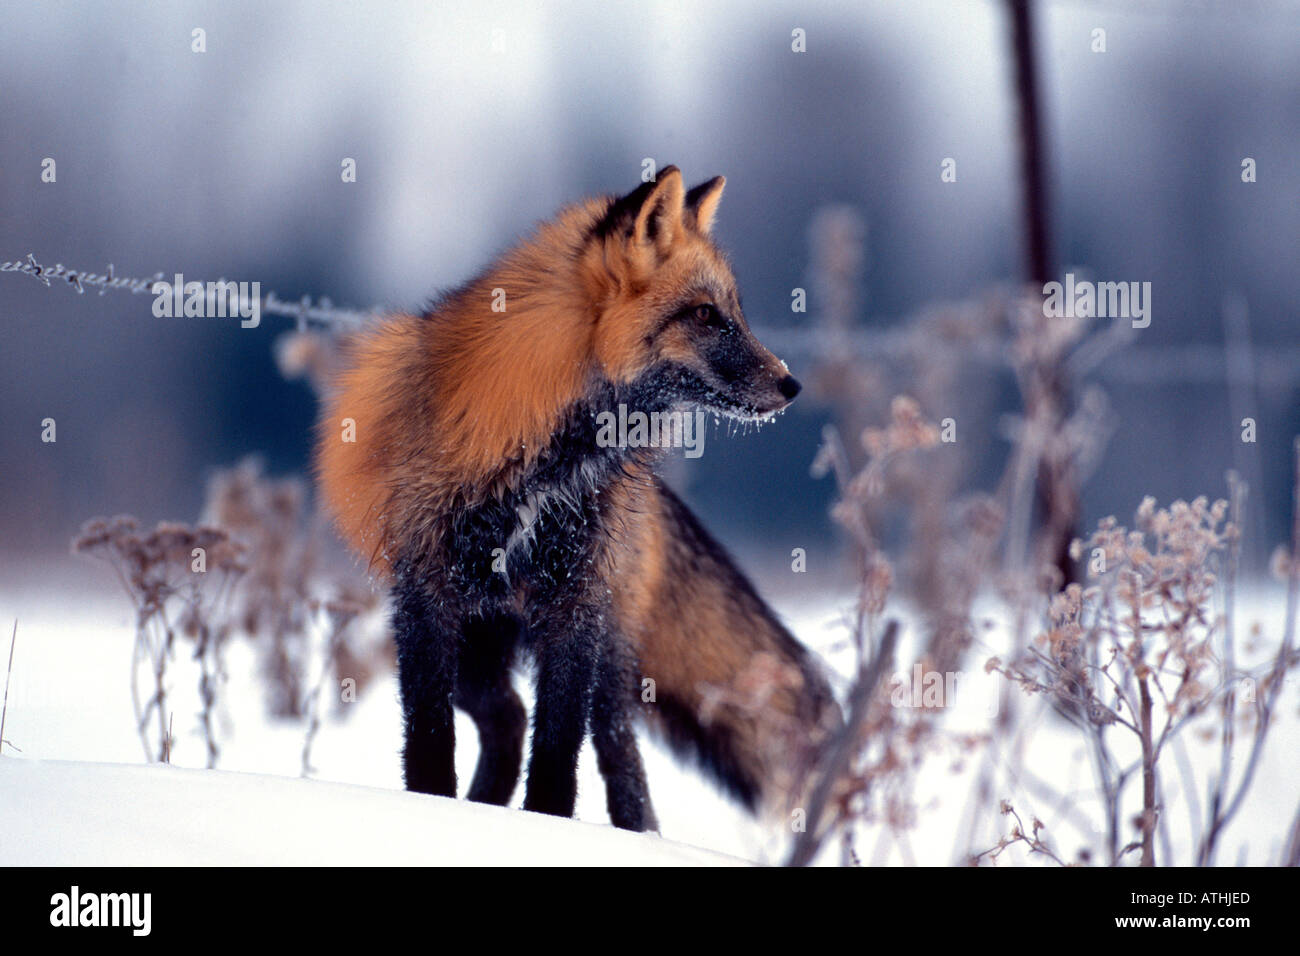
[1,253,160,296]
[1,252,375,329]
[6,250,1299,390]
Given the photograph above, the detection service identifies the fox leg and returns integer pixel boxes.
[521,606,600,818]
[391,570,459,798]
[590,642,658,832]
[456,616,526,806]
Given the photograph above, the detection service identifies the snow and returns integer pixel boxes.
[1,566,1296,866]
[0,758,745,866]
[0,567,779,865]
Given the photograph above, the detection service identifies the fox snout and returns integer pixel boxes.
[752,368,802,416]
[717,335,801,418]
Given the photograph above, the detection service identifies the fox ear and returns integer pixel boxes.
[599,166,685,254]
[686,176,725,235]
[631,166,685,250]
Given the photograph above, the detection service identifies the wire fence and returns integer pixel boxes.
[1,252,374,330]
[6,250,1300,391]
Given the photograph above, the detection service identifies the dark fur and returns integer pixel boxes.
[389,375,679,829]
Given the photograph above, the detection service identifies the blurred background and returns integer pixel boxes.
[2,0,1298,585]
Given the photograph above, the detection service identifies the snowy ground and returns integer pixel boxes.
[1,564,1296,866]
[0,759,744,866]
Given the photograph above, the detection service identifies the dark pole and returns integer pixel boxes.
[1006,0,1077,587]
[1007,0,1053,287]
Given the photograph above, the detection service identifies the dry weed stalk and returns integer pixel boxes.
[73,516,246,764]
[792,397,989,866]
[205,457,388,728]
[987,444,1300,865]
[805,375,1297,866]
[300,584,383,776]
[74,457,388,768]
[204,459,319,719]
[970,800,1068,866]
[1,621,17,755]
[795,208,1299,865]
[972,801,1071,868]
[1197,440,1300,864]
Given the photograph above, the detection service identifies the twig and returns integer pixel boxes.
[1202,472,1245,862]
[195,621,220,769]
[1137,673,1157,866]
[1,621,16,754]
[1171,735,1203,865]
[1285,800,1300,867]
[1198,438,1300,864]
[129,613,151,762]
[787,619,900,867]
[301,605,357,777]
[1090,727,1124,865]
[971,802,1067,866]
[1222,297,1265,571]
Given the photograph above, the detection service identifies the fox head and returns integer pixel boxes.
[580,166,801,420]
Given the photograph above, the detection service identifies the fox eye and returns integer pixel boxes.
[694,303,723,327]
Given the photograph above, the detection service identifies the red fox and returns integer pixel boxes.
[316,167,840,831]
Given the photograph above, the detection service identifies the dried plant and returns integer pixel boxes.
[204,459,318,719]
[73,455,388,769]
[795,198,1139,865]
[791,206,1297,866]
[987,448,1300,865]
[989,497,1228,864]
[203,457,389,727]
[970,800,1068,866]
[73,515,247,765]
[274,327,344,396]
[300,582,384,776]
[793,397,984,866]
[795,383,1298,867]
[1,621,18,755]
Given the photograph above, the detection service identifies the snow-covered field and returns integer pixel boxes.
[2,565,1296,866]
[0,566,785,865]
[0,759,744,866]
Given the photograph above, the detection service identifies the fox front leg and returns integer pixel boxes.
[521,607,601,819]
[391,569,459,798]
[590,641,658,832]
[456,615,527,806]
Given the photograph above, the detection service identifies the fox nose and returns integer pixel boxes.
[777,375,802,400]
